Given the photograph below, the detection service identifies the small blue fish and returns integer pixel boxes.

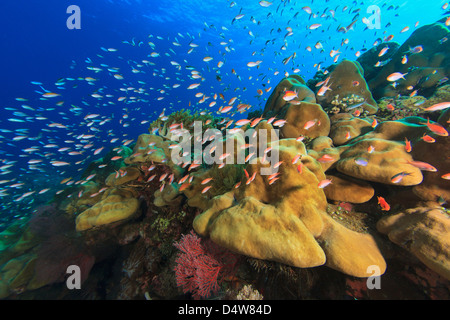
[355,157,369,166]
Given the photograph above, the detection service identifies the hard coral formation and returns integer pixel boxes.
[264,75,316,116]
[316,60,378,115]
[356,42,400,81]
[411,108,450,203]
[75,188,140,231]
[193,139,386,277]
[280,102,330,139]
[124,133,183,177]
[329,113,373,146]
[377,207,450,280]
[333,116,432,186]
[366,20,450,99]
[323,174,375,204]
[0,204,96,298]
[336,137,423,186]
[262,75,329,139]
[149,109,216,139]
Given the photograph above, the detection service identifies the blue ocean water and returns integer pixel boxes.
[0,0,446,225]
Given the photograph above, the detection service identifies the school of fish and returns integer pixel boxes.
[0,0,449,225]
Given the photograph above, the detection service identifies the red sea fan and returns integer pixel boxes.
[173,230,239,299]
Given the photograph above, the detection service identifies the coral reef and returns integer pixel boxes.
[149,109,217,139]
[316,60,378,115]
[377,207,450,280]
[263,75,330,139]
[75,188,141,231]
[411,108,450,203]
[2,16,450,301]
[235,284,264,300]
[193,138,387,278]
[364,20,450,99]
[173,231,239,299]
[356,42,400,81]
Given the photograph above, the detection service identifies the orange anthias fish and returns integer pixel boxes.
[282,90,298,102]
[378,46,389,57]
[201,178,213,185]
[304,119,319,130]
[317,83,332,96]
[371,118,378,128]
[404,138,412,152]
[317,154,334,163]
[407,160,437,172]
[318,179,332,188]
[386,104,395,111]
[250,117,263,127]
[391,172,412,184]
[377,196,390,211]
[424,102,450,112]
[179,183,191,192]
[421,134,435,143]
[273,119,287,127]
[423,118,449,137]
[387,72,407,82]
[201,185,212,194]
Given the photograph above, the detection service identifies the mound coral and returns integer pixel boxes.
[65,182,103,215]
[279,102,330,139]
[336,137,423,186]
[356,42,400,81]
[366,20,450,99]
[329,113,373,146]
[323,174,375,204]
[75,188,140,231]
[377,207,450,280]
[316,60,378,115]
[124,133,183,177]
[411,108,450,203]
[193,139,386,277]
[332,116,433,186]
[0,204,96,298]
[263,75,317,116]
[105,167,141,187]
[262,75,329,139]
[149,109,217,139]
[33,234,95,288]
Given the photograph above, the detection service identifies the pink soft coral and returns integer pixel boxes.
[173,230,239,299]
